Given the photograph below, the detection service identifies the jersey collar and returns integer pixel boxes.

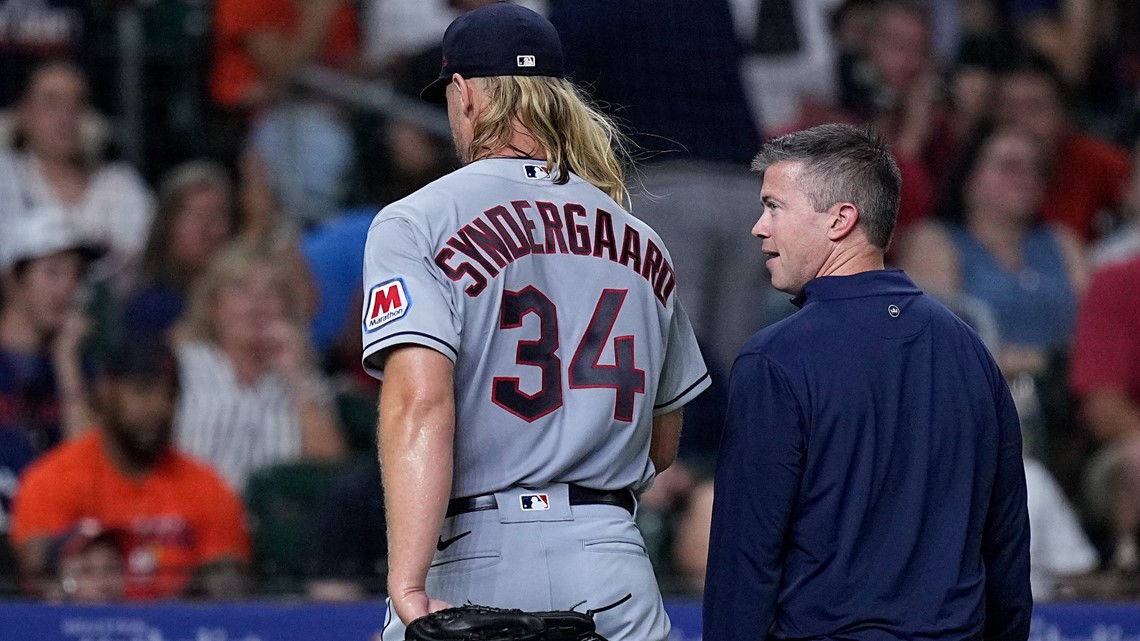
[791,269,921,308]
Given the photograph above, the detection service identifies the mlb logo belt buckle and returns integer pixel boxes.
[519,493,551,511]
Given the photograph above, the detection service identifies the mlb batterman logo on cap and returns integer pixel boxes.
[420,2,566,104]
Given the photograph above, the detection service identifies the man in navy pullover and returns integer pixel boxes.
[704,124,1031,641]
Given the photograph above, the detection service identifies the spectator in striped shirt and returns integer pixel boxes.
[173,241,345,491]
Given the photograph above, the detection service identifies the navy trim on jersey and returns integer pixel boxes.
[655,371,711,410]
[364,331,460,359]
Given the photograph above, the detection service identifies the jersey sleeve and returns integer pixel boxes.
[653,298,711,415]
[704,352,805,641]
[361,215,460,378]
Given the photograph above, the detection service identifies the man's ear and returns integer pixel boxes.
[826,202,861,242]
[452,74,477,118]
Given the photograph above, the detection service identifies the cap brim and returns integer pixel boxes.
[76,242,109,265]
[3,241,109,273]
[50,524,130,570]
[420,77,450,104]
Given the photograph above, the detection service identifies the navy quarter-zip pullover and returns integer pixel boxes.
[704,269,1031,641]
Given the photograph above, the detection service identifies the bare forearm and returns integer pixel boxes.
[379,364,455,604]
[649,410,683,473]
[53,353,93,439]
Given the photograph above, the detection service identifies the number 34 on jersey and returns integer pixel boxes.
[492,286,646,424]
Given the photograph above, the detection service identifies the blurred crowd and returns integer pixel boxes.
[0,0,1139,606]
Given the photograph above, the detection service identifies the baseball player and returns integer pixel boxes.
[360,4,710,641]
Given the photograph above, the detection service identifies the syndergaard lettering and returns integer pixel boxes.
[437,200,674,305]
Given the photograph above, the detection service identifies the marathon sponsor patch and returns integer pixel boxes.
[523,164,550,179]
[519,494,550,511]
[364,278,411,333]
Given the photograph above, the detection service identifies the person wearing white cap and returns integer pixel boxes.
[0,212,105,560]
[0,211,104,456]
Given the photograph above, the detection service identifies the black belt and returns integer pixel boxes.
[446,484,635,517]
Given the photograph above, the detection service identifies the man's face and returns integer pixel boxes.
[4,251,83,335]
[753,161,833,295]
[966,130,1045,222]
[18,65,88,162]
[102,376,177,464]
[869,8,931,94]
[995,73,1066,148]
[58,541,124,603]
[169,185,231,277]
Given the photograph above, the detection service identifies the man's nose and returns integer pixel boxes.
[752,212,770,238]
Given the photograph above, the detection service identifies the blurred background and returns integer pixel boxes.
[0,0,1139,620]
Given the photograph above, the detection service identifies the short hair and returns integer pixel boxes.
[751,123,902,249]
[19,59,87,103]
[999,48,1069,106]
[102,340,180,388]
[870,0,933,37]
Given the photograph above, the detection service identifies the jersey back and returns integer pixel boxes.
[362,158,709,496]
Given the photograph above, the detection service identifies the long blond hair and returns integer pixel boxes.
[467,75,632,207]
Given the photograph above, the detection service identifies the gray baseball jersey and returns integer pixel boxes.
[361,157,710,498]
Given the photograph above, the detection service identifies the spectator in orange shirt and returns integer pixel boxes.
[10,342,251,601]
[995,53,1131,243]
[210,0,357,110]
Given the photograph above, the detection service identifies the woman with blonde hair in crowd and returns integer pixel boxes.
[174,241,344,491]
[123,149,318,341]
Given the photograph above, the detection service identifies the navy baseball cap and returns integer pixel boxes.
[420,2,565,104]
[102,341,179,384]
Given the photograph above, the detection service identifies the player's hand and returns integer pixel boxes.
[393,587,453,625]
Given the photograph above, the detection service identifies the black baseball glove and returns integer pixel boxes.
[404,604,613,641]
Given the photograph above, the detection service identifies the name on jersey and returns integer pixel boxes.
[433,200,676,305]
[364,278,411,332]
